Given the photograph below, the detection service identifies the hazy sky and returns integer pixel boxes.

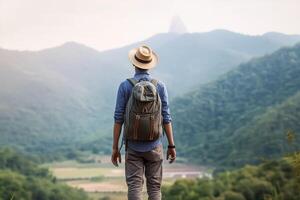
[1,0,300,51]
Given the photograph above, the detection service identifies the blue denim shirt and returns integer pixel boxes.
[114,70,172,152]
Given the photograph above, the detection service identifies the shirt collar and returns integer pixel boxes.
[134,70,150,79]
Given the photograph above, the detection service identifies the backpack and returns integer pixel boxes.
[124,78,163,141]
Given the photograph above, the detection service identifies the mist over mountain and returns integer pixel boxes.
[0,29,300,155]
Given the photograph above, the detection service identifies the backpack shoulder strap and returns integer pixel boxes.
[127,78,138,86]
[150,79,158,87]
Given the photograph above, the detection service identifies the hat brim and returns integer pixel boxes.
[128,48,158,69]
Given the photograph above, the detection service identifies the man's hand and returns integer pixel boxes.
[166,148,176,164]
[111,149,121,167]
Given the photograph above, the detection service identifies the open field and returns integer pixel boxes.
[45,155,211,199]
[88,192,128,200]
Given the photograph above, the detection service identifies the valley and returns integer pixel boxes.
[1,29,300,200]
[45,155,211,199]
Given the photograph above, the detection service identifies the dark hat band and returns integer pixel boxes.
[135,55,152,64]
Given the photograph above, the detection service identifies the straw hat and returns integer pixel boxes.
[128,45,158,69]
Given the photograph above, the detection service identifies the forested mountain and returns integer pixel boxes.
[0,30,300,156]
[172,43,300,167]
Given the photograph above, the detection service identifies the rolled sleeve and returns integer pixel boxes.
[114,82,126,124]
[158,81,172,124]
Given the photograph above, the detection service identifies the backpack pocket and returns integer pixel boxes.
[126,111,162,141]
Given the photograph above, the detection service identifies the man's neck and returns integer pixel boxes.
[135,68,149,75]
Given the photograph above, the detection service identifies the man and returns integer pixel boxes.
[112,45,176,200]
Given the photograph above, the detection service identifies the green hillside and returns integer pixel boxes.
[163,157,300,200]
[172,43,300,167]
[0,148,89,200]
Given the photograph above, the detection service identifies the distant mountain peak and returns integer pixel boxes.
[39,41,101,55]
[168,16,188,34]
[60,41,89,48]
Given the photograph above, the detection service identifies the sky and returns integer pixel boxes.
[0,0,300,51]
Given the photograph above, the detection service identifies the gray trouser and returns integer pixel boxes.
[125,144,163,200]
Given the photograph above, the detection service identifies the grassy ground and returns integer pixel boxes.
[88,192,151,200]
[45,155,210,200]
